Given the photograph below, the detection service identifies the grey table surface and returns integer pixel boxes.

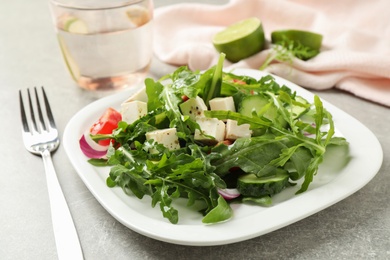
[1,0,389,259]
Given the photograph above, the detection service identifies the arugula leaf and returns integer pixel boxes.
[211,135,290,177]
[203,53,225,106]
[204,110,271,130]
[283,146,313,181]
[170,66,202,98]
[202,195,233,224]
[260,38,319,70]
[108,163,152,199]
[151,184,179,224]
[87,158,108,167]
[242,196,272,207]
[145,78,164,111]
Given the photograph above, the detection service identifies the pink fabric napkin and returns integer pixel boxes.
[153,0,390,107]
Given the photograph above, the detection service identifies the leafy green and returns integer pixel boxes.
[203,53,225,106]
[260,38,320,70]
[89,54,348,224]
[242,196,273,206]
[106,143,227,224]
[204,91,342,194]
[211,135,290,177]
[202,195,233,224]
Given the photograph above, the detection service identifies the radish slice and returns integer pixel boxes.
[218,188,241,200]
[79,135,108,159]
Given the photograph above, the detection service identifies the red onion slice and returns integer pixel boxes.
[218,188,241,200]
[79,135,108,159]
[83,129,109,151]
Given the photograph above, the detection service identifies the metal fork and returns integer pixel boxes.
[19,87,83,260]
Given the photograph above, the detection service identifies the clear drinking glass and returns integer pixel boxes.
[49,0,154,91]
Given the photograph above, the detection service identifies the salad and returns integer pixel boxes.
[80,54,348,225]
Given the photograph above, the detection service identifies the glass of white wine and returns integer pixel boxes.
[49,0,154,91]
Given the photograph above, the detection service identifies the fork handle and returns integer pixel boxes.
[42,149,84,260]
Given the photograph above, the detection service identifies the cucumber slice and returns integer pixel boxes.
[63,17,88,34]
[237,170,289,197]
[290,96,310,119]
[238,94,286,126]
[57,35,80,81]
[239,94,268,117]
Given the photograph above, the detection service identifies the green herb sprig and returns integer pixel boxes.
[260,38,319,70]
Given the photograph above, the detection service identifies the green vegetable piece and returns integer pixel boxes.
[271,29,323,52]
[203,53,225,106]
[260,29,323,70]
[202,195,233,224]
[106,176,116,188]
[290,96,310,119]
[238,94,286,127]
[239,94,269,117]
[87,158,108,167]
[242,196,272,206]
[237,170,290,197]
[151,185,179,224]
[145,78,164,111]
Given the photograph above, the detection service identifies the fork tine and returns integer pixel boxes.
[41,87,57,129]
[34,87,47,131]
[19,90,30,133]
[27,88,38,132]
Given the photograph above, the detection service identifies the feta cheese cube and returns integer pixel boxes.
[145,128,180,153]
[225,119,252,140]
[209,96,236,112]
[194,117,226,144]
[123,87,148,103]
[179,96,208,120]
[121,100,147,124]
